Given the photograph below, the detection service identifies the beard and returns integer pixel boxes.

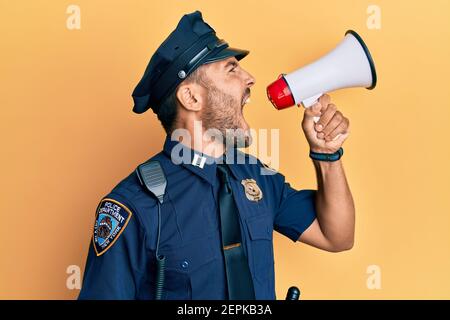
[200,84,252,149]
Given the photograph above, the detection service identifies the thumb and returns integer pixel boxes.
[302,102,322,130]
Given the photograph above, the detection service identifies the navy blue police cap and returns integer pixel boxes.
[132,11,249,114]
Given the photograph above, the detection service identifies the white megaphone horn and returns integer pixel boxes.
[266,30,377,121]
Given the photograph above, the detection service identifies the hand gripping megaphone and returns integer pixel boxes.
[266,30,377,118]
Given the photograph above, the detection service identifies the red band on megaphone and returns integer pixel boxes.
[266,75,295,110]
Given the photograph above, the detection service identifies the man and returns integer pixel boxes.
[79,10,354,300]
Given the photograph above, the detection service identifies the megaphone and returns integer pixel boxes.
[266,30,377,115]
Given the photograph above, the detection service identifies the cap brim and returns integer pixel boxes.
[203,47,249,64]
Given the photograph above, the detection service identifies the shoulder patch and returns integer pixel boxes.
[92,198,132,256]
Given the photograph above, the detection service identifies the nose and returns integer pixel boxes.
[243,70,256,88]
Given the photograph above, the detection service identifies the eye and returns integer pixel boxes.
[229,66,237,73]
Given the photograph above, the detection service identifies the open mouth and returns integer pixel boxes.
[241,94,251,108]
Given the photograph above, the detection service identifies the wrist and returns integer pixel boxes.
[309,146,340,153]
[309,147,344,162]
[310,148,330,154]
[312,158,342,168]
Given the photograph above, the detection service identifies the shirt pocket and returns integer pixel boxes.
[245,213,275,283]
[158,234,219,299]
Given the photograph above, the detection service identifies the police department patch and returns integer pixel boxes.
[92,198,132,256]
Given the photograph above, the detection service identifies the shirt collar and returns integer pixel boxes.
[163,135,246,185]
[163,135,220,184]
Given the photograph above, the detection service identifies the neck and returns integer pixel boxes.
[172,119,226,159]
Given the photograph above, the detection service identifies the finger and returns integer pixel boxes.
[325,118,349,141]
[322,111,344,137]
[331,131,350,145]
[303,102,323,124]
[318,94,331,110]
[314,95,330,127]
[316,103,337,132]
[318,116,340,140]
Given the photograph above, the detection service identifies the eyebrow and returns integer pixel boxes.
[223,60,238,70]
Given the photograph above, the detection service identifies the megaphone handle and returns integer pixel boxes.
[301,93,323,123]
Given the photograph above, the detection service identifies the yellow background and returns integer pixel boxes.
[1,0,449,299]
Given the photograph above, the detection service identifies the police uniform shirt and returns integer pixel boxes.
[78,135,317,300]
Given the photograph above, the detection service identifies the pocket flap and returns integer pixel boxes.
[246,214,273,241]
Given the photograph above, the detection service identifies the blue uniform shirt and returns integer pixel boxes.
[79,135,317,300]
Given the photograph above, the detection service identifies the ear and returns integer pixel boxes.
[176,82,204,112]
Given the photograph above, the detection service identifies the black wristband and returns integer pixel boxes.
[309,148,344,162]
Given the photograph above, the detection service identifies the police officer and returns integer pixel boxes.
[79,11,355,300]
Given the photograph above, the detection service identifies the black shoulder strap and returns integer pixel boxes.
[135,160,167,204]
